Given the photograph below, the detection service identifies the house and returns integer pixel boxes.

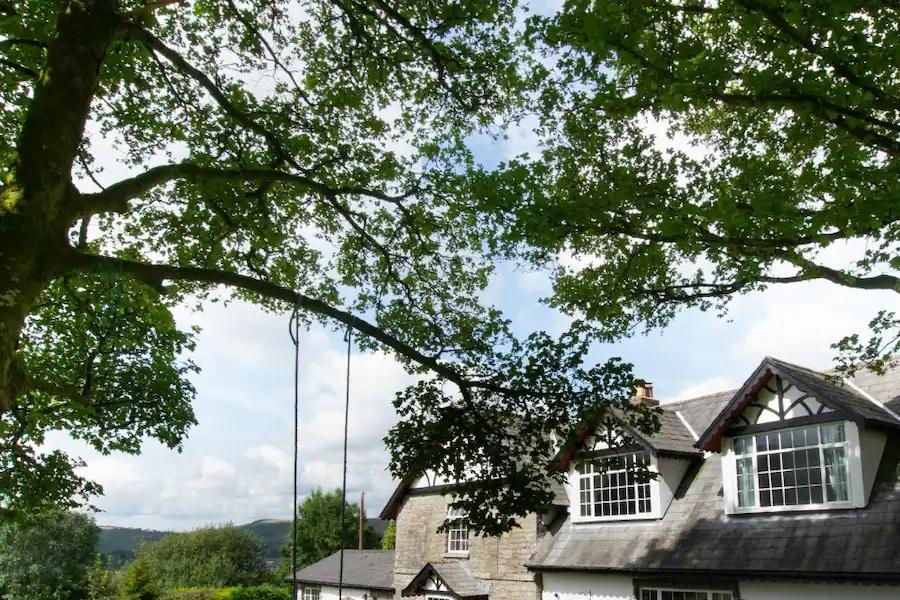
[380,357,900,599]
[290,549,395,600]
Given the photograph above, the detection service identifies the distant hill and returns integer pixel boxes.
[97,526,168,566]
[98,517,390,565]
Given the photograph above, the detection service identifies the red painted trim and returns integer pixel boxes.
[701,370,773,451]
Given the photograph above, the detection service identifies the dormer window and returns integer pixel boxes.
[446,507,469,554]
[577,451,655,520]
[732,422,850,510]
[721,419,879,514]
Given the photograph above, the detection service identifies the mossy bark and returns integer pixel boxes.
[0,0,118,413]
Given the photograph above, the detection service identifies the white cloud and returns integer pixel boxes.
[668,376,734,402]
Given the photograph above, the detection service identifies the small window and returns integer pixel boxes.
[302,587,320,600]
[640,588,732,600]
[731,422,851,510]
[447,506,469,554]
[578,451,653,518]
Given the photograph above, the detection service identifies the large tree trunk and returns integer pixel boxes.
[0,0,119,414]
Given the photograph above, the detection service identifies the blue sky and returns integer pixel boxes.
[43,0,897,531]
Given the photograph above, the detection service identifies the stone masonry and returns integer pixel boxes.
[393,491,542,600]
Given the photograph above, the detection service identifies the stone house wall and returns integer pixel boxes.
[393,491,541,600]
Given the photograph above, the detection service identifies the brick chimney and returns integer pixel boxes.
[631,381,658,407]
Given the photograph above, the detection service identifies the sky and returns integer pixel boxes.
[41,1,898,532]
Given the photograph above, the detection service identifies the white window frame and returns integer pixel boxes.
[722,420,867,514]
[301,586,320,600]
[640,587,732,600]
[446,506,470,555]
[573,450,662,522]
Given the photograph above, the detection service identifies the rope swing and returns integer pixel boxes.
[289,305,301,600]
[288,305,354,600]
[338,319,354,599]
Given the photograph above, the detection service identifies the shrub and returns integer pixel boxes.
[119,556,161,600]
[162,588,237,600]
[229,585,291,600]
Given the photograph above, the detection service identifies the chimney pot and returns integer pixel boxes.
[631,381,658,407]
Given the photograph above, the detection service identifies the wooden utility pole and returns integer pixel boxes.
[359,491,366,549]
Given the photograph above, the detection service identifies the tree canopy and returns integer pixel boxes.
[136,524,268,589]
[478,0,898,371]
[284,488,378,568]
[0,510,100,600]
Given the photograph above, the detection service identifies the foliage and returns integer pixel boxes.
[118,556,161,600]
[3,272,198,515]
[380,520,396,550]
[229,585,290,600]
[162,588,236,600]
[475,0,899,369]
[86,557,118,600]
[1,0,680,536]
[137,524,267,590]
[283,488,378,568]
[0,510,99,600]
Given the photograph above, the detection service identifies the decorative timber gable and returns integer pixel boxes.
[727,372,835,429]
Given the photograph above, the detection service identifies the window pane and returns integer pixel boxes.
[580,452,652,518]
[824,447,849,502]
[821,422,845,444]
[734,436,751,455]
[736,457,756,507]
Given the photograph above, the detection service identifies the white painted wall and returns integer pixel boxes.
[540,572,900,600]
[309,585,392,600]
[740,580,900,599]
[656,456,690,515]
[541,572,633,600]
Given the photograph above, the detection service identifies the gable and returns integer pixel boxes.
[401,562,488,599]
[728,373,835,429]
[698,357,900,451]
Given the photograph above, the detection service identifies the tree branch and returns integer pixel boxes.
[76,162,409,217]
[62,249,523,399]
[735,0,899,109]
[781,252,900,292]
[121,22,296,166]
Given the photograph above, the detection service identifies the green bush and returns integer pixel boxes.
[229,585,291,600]
[119,556,161,600]
[162,588,237,600]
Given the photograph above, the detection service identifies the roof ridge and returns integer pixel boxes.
[659,388,738,409]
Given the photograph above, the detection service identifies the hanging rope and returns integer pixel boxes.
[338,318,353,600]
[288,305,301,600]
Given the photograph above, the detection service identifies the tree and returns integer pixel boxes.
[0,0,656,536]
[118,556,160,600]
[285,488,378,568]
[137,524,267,590]
[477,1,899,373]
[380,520,396,550]
[0,510,99,600]
[85,557,117,600]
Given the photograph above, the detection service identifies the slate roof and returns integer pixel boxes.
[401,561,488,599]
[528,360,900,580]
[642,407,703,455]
[289,549,394,591]
[528,436,900,579]
[659,390,735,437]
